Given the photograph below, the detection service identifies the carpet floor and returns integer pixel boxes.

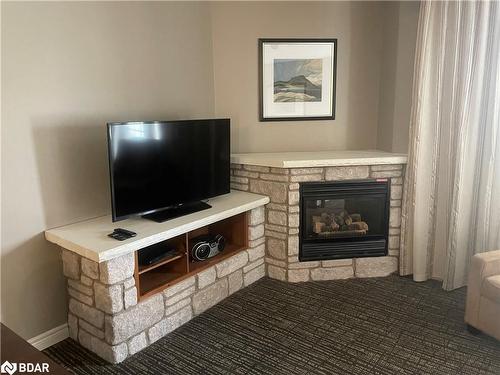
[44,275,500,375]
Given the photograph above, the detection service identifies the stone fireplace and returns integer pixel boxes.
[300,179,390,261]
[230,151,406,282]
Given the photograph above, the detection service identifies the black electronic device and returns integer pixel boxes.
[107,228,137,241]
[108,232,129,241]
[107,119,230,223]
[190,234,225,261]
[138,243,178,267]
[114,228,137,237]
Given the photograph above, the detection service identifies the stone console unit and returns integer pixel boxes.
[230,150,408,283]
[46,191,269,363]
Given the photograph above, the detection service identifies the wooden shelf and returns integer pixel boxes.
[139,271,185,299]
[134,212,248,301]
[138,252,185,274]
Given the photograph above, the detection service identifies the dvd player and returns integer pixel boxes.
[138,243,178,267]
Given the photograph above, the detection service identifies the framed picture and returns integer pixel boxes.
[259,38,337,121]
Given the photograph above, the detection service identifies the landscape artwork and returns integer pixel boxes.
[273,59,322,102]
[259,39,336,121]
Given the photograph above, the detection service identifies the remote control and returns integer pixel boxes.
[108,232,129,241]
[113,228,137,237]
[108,228,137,241]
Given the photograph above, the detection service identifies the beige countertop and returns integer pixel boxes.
[231,150,408,168]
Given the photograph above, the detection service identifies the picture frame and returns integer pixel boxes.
[259,38,337,122]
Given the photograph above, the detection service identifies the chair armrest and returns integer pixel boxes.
[473,250,500,279]
[465,250,500,325]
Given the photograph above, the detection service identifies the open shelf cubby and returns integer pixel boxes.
[134,212,248,300]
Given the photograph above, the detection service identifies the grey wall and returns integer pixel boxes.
[1,1,215,339]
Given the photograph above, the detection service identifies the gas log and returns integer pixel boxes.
[312,210,369,236]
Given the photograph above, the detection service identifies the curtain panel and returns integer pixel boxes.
[402,1,500,290]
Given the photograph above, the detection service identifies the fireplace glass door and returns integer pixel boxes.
[303,196,386,240]
[299,180,390,261]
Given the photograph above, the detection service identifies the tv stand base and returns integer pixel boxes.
[142,201,211,223]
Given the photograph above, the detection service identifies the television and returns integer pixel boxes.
[107,119,230,222]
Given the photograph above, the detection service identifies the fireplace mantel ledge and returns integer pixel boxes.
[231,150,407,169]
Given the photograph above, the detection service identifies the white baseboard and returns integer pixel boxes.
[28,323,69,351]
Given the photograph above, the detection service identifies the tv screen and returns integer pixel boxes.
[107,119,230,222]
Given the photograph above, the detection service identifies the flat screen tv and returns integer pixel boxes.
[107,119,230,222]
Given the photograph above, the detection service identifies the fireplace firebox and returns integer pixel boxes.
[299,179,390,261]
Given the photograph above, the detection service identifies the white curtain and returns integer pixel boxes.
[401,1,500,290]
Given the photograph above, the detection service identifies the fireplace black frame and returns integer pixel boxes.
[299,179,390,262]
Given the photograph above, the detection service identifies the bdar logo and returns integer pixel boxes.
[0,361,17,375]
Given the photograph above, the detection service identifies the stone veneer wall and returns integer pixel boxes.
[230,163,405,282]
[60,207,266,363]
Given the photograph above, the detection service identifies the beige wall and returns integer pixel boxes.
[210,1,387,153]
[377,1,420,153]
[377,3,400,152]
[1,1,215,339]
[1,1,418,340]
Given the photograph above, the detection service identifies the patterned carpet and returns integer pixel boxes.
[45,275,500,375]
